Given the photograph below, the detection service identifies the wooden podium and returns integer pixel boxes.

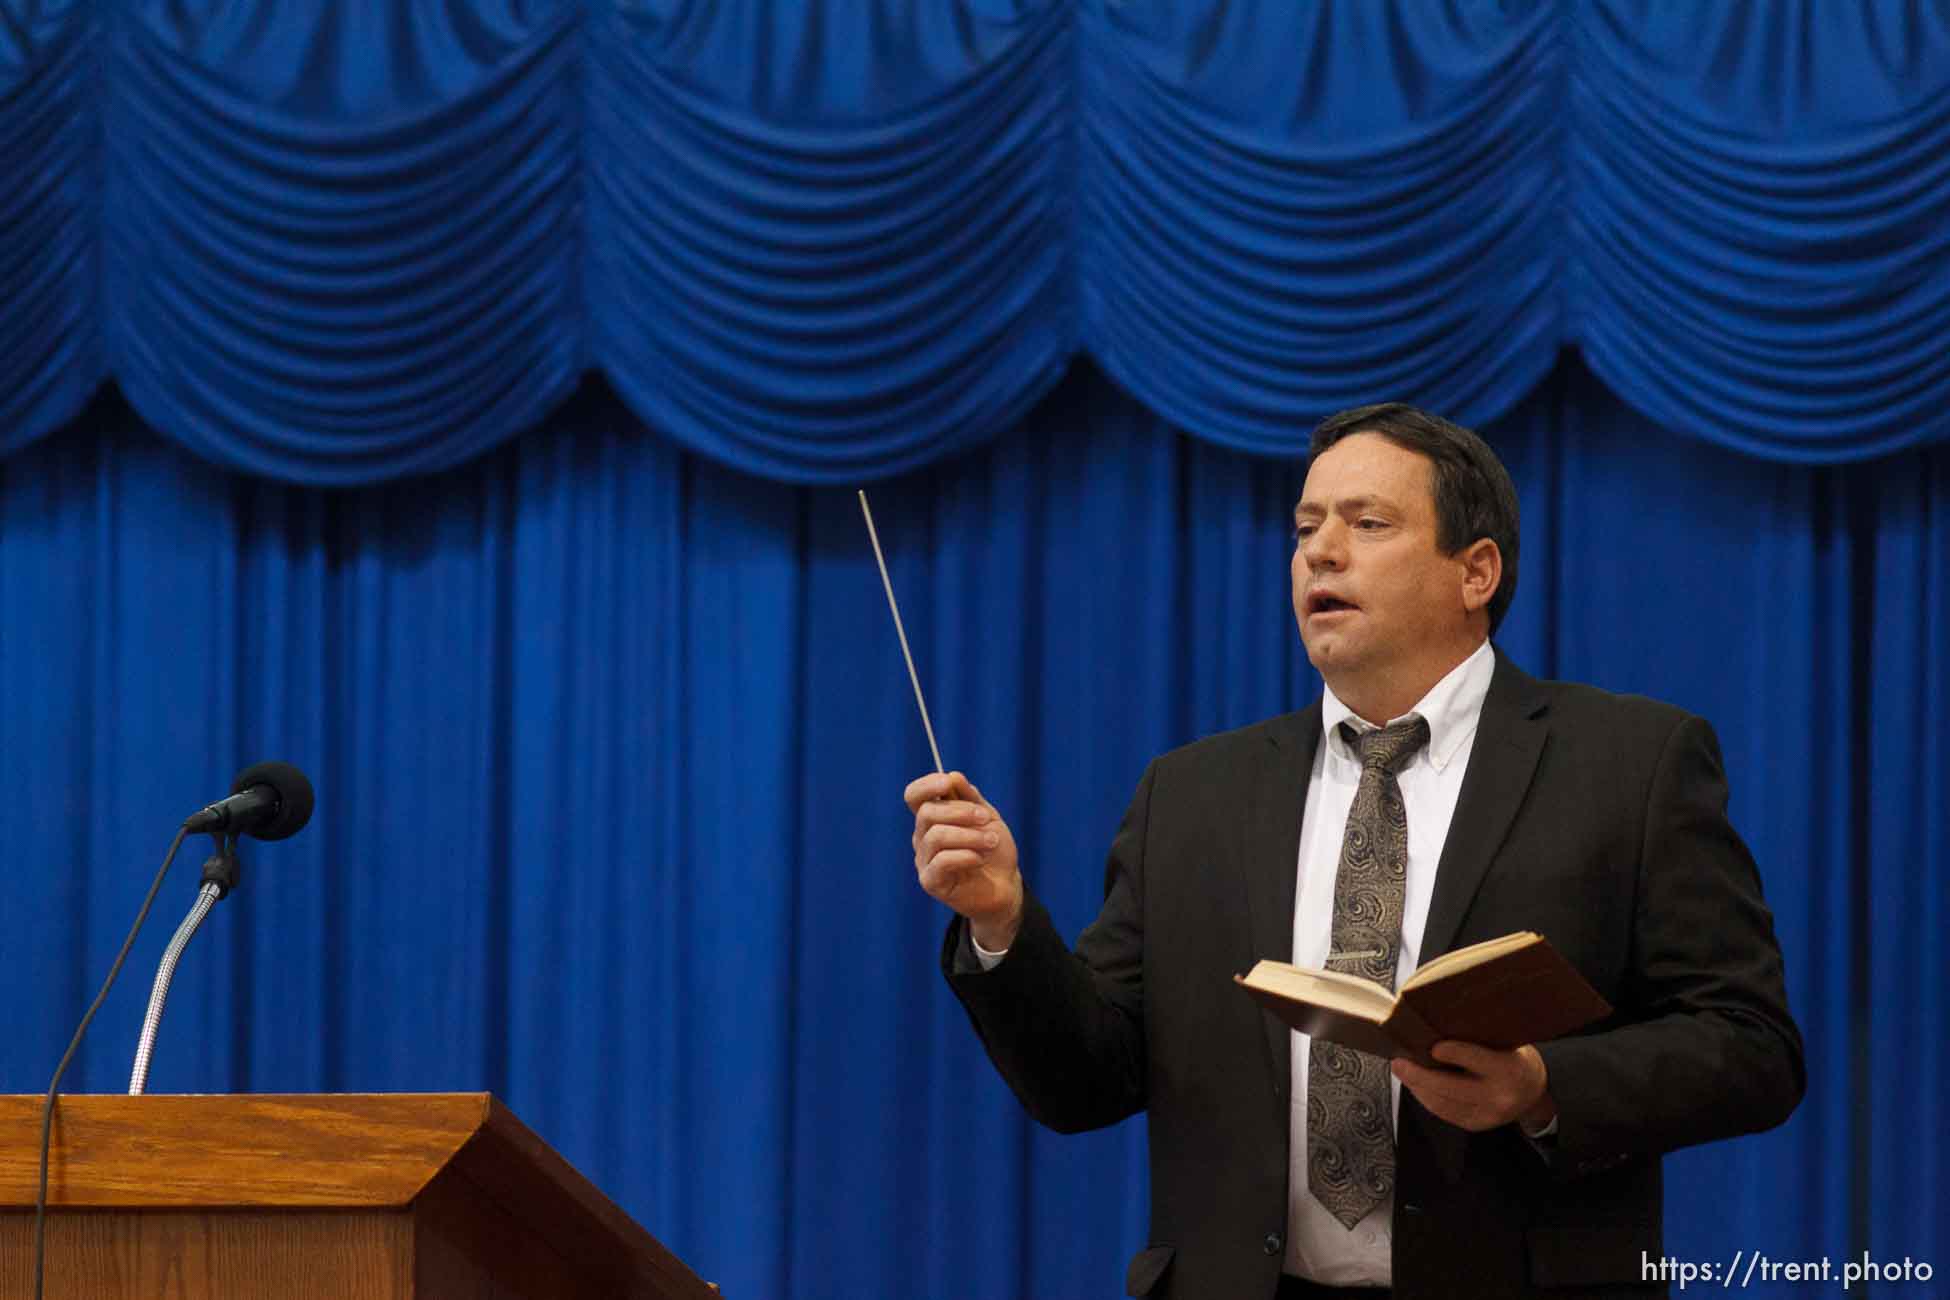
[0,1093,716,1299]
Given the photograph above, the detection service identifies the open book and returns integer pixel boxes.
[1235,932,1611,1066]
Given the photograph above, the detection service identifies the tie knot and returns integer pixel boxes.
[1341,716,1430,775]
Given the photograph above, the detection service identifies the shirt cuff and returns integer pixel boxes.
[970,930,1009,970]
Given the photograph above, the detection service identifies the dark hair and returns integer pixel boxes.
[1307,402,1521,635]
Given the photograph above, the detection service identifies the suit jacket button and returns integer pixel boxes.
[1262,1232,1283,1255]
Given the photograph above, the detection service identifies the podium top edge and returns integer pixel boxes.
[0,1093,499,1209]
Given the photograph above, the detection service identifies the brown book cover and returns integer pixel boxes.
[1235,931,1611,1067]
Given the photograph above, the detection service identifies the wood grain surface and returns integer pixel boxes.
[0,1209,413,1299]
[0,1093,719,1298]
[0,1093,489,1208]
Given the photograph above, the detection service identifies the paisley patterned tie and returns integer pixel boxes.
[1307,716,1430,1230]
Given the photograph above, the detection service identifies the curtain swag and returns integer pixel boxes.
[5,0,1948,483]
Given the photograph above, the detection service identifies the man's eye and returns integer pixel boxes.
[1356,517,1386,530]
[1293,523,1316,541]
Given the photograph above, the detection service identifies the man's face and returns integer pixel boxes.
[1290,432,1476,686]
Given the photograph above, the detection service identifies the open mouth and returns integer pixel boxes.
[1307,592,1358,616]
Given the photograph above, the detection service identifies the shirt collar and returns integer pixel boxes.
[1321,639,1495,773]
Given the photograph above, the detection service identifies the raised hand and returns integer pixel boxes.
[904,770,1024,951]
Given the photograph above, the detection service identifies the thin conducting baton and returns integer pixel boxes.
[858,490,945,774]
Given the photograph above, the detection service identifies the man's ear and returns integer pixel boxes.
[1458,538,1502,616]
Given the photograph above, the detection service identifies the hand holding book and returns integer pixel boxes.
[1393,1038,1558,1135]
[1235,931,1611,1069]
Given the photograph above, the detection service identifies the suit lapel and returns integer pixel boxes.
[1420,649,1551,963]
[1406,650,1551,1183]
[1240,705,1319,1088]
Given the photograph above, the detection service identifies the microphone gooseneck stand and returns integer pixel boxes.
[129,835,240,1095]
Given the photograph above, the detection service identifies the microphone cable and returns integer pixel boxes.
[33,825,190,1300]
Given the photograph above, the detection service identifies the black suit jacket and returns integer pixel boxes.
[944,651,1804,1299]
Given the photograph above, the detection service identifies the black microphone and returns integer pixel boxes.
[182,761,315,840]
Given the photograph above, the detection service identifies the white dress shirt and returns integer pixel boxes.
[1286,638,1494,1284]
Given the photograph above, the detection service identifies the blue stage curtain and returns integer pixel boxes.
[6,0,1950,479]
[1571,0,1950,463]
[3,356,1943,1296]
[1079,0,1564,448]
[107,0,584,482]
[0,0,101,452]
[586,0,1076,482]
[3,0,1947,1293]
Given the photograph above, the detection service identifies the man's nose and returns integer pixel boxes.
[1301,521,1344,570]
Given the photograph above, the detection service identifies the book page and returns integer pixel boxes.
[1401,931,1539,991]
[1243,961,1395,1021]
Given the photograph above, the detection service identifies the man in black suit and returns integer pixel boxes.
[905,404,1803,1299]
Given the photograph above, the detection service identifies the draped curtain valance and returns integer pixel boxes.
[5,0,1948,484]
